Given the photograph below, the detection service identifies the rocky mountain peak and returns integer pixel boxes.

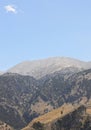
[7,57,91,79]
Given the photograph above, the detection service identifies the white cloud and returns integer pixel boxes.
[4,5,17,14]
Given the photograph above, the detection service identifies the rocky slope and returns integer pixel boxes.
[7,57,91,79]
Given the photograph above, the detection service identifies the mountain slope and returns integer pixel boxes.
[7,57,91,79]
[22,104,77,130]
[22,68,91,123]
[37,68,91,107]
[22,104,91,130]
[1,68,91,129]
[0,73,38,129]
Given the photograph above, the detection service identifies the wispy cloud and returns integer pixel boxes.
[4,5,17,14]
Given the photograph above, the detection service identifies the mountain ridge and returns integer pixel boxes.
[7,57,91,79]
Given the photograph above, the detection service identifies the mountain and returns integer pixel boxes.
[0,68,91,129]
[7,57,91,79]
[22,104,91,130]
[1,57,91,129]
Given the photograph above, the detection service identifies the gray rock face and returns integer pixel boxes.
[7,57,91,79]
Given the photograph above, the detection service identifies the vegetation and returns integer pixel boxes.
[33,122,44,130]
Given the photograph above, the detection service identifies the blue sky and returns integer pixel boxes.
[0,0,91,70]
